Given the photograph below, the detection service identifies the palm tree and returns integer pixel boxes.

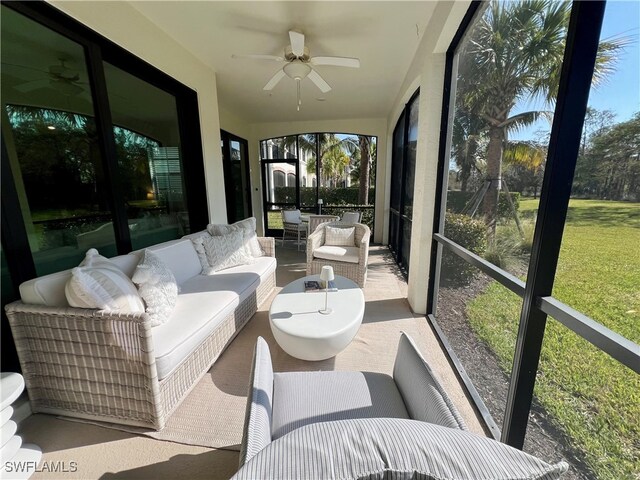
[358,136,372,204]
[456,0,626,238]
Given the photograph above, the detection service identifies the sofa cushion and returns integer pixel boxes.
[201,231,254,273]
[271,371,409,440]
[208,217,264,258]
[233,418,569,480]
[313,245,360,264]
[152,256,276,379]
[132,250,178,327]
[139,239,201,285]
[153,286,239,380]
[65,249,144,312]
[19,254,140,307]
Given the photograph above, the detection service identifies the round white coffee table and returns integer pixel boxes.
[269,275,364,361]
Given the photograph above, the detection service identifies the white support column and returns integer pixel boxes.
[407,53,447,314]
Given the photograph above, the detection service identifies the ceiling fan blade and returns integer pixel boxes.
[310,56,360,68]
[14,79,50,93]
[263,69,287,91]
[232,54,284,62]
[289,30,305,57]
[307,69,331,93]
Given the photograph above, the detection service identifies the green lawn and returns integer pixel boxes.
[469,198,640,479]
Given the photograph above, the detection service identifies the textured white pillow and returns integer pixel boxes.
[202,230,254,273]
[190,232,212,274]
[65,249,144,312]
[325,226,355,247]
[132,250,178,327]
[208,217,264,258]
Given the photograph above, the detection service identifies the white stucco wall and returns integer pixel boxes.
[385,1,471,314]
[48,0,228,224]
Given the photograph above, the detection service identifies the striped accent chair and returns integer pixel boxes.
[237,334,569,479]
[239,332,467,467]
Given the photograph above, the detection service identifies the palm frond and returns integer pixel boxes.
[501,110,554,131]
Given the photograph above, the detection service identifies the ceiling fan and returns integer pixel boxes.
[8,58,87,96]
[233,30,360,111]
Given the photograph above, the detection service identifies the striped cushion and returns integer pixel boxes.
[65,248,144,312]
[325,226,355,246]
[272,370,409,440]
[239,336,274,467]
[232,418,569,480]
[393,332,467,430]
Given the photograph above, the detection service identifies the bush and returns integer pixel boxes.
[441,213,487,286]
[446,190,520,218]
[483,230,522,270]
[273,187,375,205]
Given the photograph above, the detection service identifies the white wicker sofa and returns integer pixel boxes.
[5,233,276,430]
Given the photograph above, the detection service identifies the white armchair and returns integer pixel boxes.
[306,222,370,288]
[340,211,362,223]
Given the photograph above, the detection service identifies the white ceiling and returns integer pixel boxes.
[129,1,437,124]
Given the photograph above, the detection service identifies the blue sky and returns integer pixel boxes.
[511,1,639,141]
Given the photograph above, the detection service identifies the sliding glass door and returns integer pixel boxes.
[388,90,419,274]
[0,2,207,371]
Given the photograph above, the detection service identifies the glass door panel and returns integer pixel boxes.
[389,112,405,263]
[262,161,298,235]
[298,134,317,210]
[1,5,116,274]
[221,131,252,223]
[104,62,188,249]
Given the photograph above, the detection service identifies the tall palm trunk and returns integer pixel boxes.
[483,125,504,240]
[358,136,370,205]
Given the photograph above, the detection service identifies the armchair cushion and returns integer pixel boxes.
[282,209,301,223]
[312,245,360,264]
[325,225,355,246]
[271,371,409,440]
[233,418,569,480]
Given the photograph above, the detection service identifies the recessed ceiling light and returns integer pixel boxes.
[47,126,56,130]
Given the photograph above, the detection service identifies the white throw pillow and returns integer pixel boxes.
[325,226,355,247]
[202,230,254,274]
[207,217,264,258]
[190,232,212,274]
[132,250,178,327]
[65,249,144,312]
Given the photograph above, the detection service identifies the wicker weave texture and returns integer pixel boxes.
[5,239,277,430]
[306,223,370,288]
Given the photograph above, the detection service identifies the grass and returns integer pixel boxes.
[468,198,640,479]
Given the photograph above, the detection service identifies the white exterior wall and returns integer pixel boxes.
[49,0,228,224]
[385,1,471,314]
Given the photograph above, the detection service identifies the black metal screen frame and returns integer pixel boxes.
[426,0,639,451]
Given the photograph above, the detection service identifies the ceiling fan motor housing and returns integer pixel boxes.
[284,45,310,62]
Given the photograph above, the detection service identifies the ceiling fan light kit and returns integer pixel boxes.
[283,61,311,80]
[234,30,360,111]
